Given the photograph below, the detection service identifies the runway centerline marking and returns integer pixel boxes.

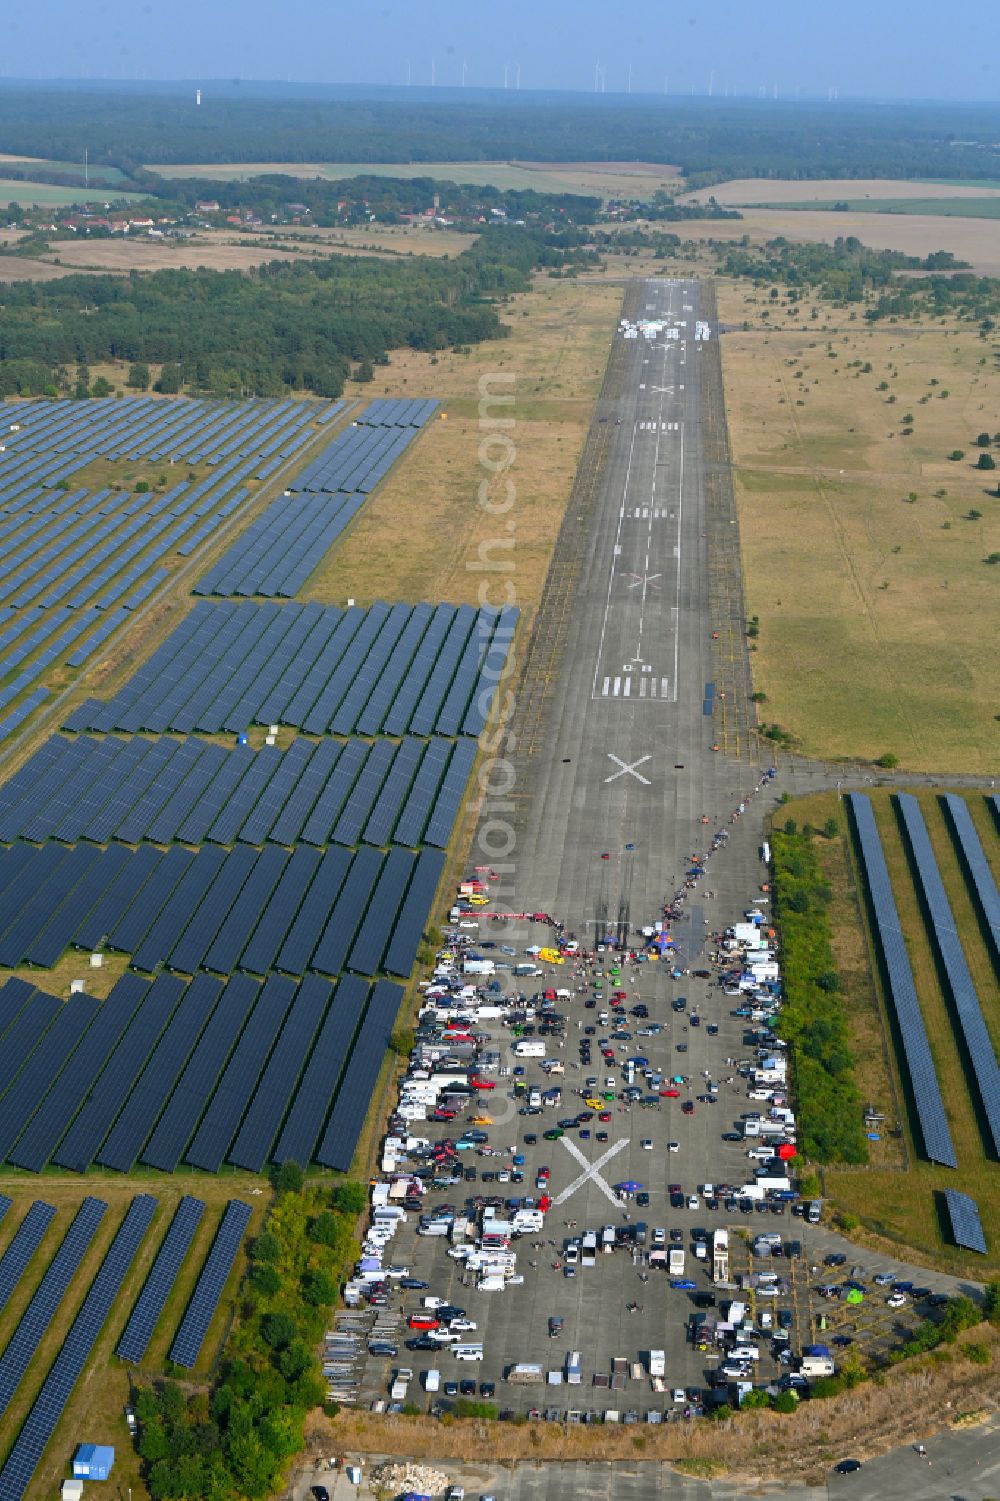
[605,753,651,785]
[553,1136,629,1206]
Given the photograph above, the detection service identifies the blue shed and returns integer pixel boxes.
[73,1443,115,1480]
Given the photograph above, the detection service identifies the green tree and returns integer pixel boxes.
[975,431,992,446]
[301,1269,337,1306]
[155,362,182,394]
[270,1159,304,1194]
[250,1263,281,1297]
[259,1312,297,1350]
[251,1230,281,1264]
[127,361,151,390]
[91,375,112,397]
[773,1390,800,1413]
[976,452,996,470]
[330,1181,367,1215]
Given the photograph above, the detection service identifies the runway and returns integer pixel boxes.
[500,277,749,959]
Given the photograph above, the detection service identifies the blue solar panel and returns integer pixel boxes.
[944,1187,987,1253]
[0,1202,55,1314]
[848,794,957,1168]
[0,1193,156,1501]
[315,980,403,1171]
[0,1196,107,1419]
[0,990,100,1163]
[116,1196,205,1362]
[169,1200,252,1369]
[895,794,1000,1157]
[272,975,369,1167]
[942,794,1000,966]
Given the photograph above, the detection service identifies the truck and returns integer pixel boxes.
[581,1231,598,1267]
[648,1349,666,1378]
[513,1039,545,1058]
[390,1368,413,1400]
[463,958,495,975]
[566,1351,582,1385]
[506,1363,544,1384]
[668,1247,685,1276]
[611,1356,629,1390]
[800,1355,835,1378]
[424,1369,440,1392]
[807,1200,822,1224]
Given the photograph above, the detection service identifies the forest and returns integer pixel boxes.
[0,224,597,398]
[0,83,998,186]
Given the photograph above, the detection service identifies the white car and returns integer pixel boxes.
[423,1296,449,1308]
[687,1195,699,1210]
[641,1138,653,1151]
[672,1387,686,1403]
[886,1293,907,1309]
[668,1141,680,1153]
[449,1318,478,1332]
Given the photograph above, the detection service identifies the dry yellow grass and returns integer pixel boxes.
[716,278,1000,773]
[303,273,621,617]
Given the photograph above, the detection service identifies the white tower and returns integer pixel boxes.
[196,88,202,106]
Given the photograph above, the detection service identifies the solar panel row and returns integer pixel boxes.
[0,1194,156,1501]
[116,1196,205,1362]
[0,1202,55,1315]
[63,600,517,739]
[169,1200,252,1368]
[941,794,1000,967]
[943,1188,987,1254]
[316,979,403,1171]
[0,1196,107,1419]
[194,490,366,598]
[848,794,957,1168]
[895,795,1000,1156]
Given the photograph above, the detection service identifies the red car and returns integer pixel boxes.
[408,1314,439,1329]
[660,1088,680,1098]
[430,1109,457,1121]
[614,990,627,1001]
[470,1077,495,1090]
[598,1111,612,1122]
[537,1166,550,1180]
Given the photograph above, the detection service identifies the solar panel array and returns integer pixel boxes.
[0,1194,156,1501]
[0,731,469,857]
[194,490,367,598]
[848,794,957,1168]
[942,794,1000,966]
[116,1196,206,1363]
[0,837,439,981]
[65,600,517,738]
[895,794,1000,1156]
[943,1188,988,1254]
[169,1200,252,1368]
[0,972,402,1174]
[0,395,344,741]
[0,1196,107,1419]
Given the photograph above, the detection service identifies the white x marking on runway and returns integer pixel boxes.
[605,754,651,785]
[553,1136,628,1206]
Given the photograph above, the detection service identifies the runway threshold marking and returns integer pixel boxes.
[553,1136,629,1206]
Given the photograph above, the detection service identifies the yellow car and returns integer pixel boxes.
[585,1097,603,1110]
[471,1115,493,1125]
[468,894,490,907]
[538,948,564,963]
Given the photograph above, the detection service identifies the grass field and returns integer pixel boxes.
[714,277,1000,773]
[0,1176,268,1501]
[751,197,1000,219]
[0,178,141,206]
[303,273,622,617]
[779,790,1000,1278]
[146,158,681,199]
[685,177,1000,205]
[0,154,128,184]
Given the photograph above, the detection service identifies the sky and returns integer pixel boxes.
[0,0,996,102]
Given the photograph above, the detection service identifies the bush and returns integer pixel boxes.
[329,1181,367,1216]
[270,1160,304,1194]
[976,452,996,470]
[875,752,899,768]
[773,1390,800,1413]
[963,1341,991,1365]
[983,1279,1000,1324]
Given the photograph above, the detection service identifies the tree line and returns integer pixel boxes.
[0,84,998,186]
[0,224,597,399]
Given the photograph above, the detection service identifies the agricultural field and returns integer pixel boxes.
[147,158,681,199]
[0,178,140,206]
[306,271,622,615]
[714,277,1000,774]
[685,177,1000,206]
[780,789,999,1277]
[750,197,1000,220]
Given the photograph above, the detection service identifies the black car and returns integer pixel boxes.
[406,1335,438,1350]
[670,1191,683,1208]
[399,1278,428,1290]
[480,1381,496,1397]
[740,1200,754,1214]
[636,1191,650,1206]
[670,1227,683,1243]
[438,1306,466,1321]
[368,1342,399,1357]
[927,1293,949,1308]
[460,1379,477,1396]
[312,1488,331,1501]
[777,1308,793,1329]
[832,1335,854,1347]
[833,1459,862,1475]
[825,1253,847,1267]
[523,1133,537,1145]
[911,1287,932,1300]
[721,1132,742,1142]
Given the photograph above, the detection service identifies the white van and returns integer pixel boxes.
[513,1039,545,1058]
[453,1345,484,1361]
[424,1369,440,1392]
[731,1344,760,1362]
[566,1351,582,1385]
